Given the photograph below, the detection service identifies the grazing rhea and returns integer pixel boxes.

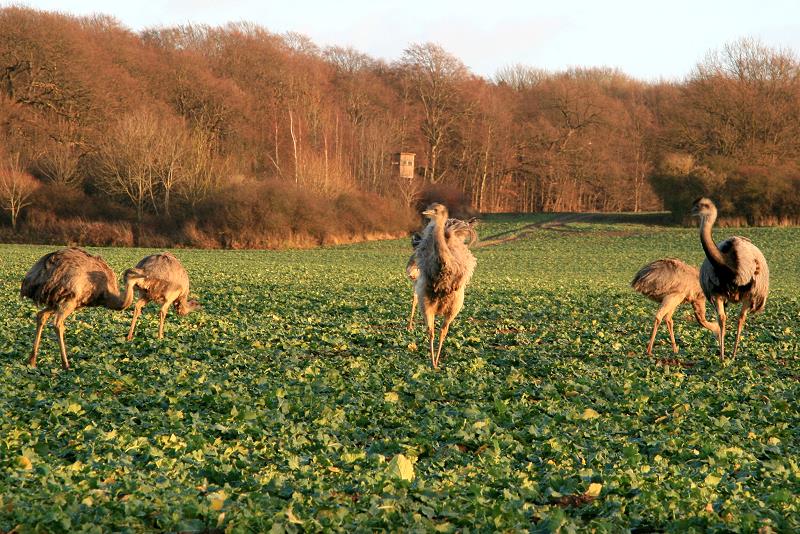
[20,247,144,369]
[414,204,477,368]
[125,252,200,341]
[406,218,477,330]
[631,258,719,355]
[691,197,769,359]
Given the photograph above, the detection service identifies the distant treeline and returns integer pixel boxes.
[1,7,800,247]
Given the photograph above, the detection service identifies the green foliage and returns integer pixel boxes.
[1,215,799,531]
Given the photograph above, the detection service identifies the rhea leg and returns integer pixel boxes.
[407,290,418,331]
[423,302,436,368]
[126,298,147,341]
[434,291,464,368]
[732,299,750,358]
[646,317,661,355]
[52,302,77,370]
[646,294,681,355]
[157,301,171,339]
[28,308,53,368]
[665,313,678,354]
[434,316,454,369]
[715,297,727,359]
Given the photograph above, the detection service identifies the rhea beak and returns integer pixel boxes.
[422,209,435,217]
[124,268,145,282]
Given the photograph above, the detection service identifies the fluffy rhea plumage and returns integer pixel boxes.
[406,217,477,330]
[692,197,770,358]
[414,204,477,368]
[125,252,200,341]
[20,247,143,369]
[631,258,719,355]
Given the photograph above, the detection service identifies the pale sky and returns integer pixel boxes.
[6,0,800,81]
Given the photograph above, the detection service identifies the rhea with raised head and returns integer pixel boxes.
[413,203,477,368]
[691,197,769,358]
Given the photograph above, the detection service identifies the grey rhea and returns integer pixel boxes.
[691,197,770,358]
[125,252,200,341]
[631,258,719,355]
[406,217,477,331]
[414,204,477,368]
[20,247,144,369]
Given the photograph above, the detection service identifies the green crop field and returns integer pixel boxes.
[1,215,799,533]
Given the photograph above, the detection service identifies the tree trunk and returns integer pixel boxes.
[289,109,299,184]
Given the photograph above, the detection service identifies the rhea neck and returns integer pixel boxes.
[431,214,453,264]
[104,278,139,310]
[698,211,728,268]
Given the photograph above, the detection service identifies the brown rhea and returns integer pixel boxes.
[413,204,477,368]
[691,197,770,358]
[406,217,477,331]
[20,247,144,369]
[631,258,719,355]
[125,252,200,341]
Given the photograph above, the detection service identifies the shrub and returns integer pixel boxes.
[416,184,476,219]
[188,179,414,248]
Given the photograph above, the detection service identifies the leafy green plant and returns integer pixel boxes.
[1,216,798,531]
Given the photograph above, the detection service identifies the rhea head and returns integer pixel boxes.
[422,203,449,221]
[177,299,201,316]
[123,267,145,285]
[691,197,717,221]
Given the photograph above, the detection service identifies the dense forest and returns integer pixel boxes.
[2,7,800,247]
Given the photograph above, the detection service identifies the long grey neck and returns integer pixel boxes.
[105,280,137,310]
[699,214,728,268]
[433,217,453,265]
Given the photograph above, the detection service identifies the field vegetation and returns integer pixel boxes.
[1,215,798,532]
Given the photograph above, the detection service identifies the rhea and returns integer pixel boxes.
[20,247,144,369]
[406,217,477,330]
[125,252,200,341]
[414,203,477,368]
[631,258,719,355]
[692,197,769,358]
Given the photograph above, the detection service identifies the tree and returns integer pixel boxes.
[399,43,468,184]
[178,128,227,209]
[32,144,81,187]
[621,99,654,212]
[494,64,547,91]
[93,108,192,221]
[682,38,800,165]
[0,154,39,230]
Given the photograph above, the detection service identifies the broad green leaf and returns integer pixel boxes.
[387,454,415,481]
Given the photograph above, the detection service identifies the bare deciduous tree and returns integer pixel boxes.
[93,108,199,220]
[399,43,468,184]
[0,154,39,230]
[93,109,161,222]
[178,129,227,208]
[684,38,800,165]
[33,142,82,187]
[494,64,547,91]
